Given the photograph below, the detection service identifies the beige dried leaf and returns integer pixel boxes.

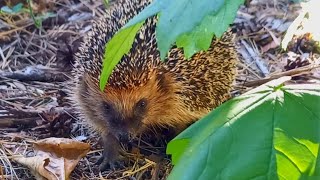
[13,156,57,180]
[14,137,90,180]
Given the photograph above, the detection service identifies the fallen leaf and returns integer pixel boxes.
[13,137,90,180]
[14,156,56,180]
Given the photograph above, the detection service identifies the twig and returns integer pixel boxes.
[241,39,270,76]
[0,117,39,128]
[242,64,320,87]
[0,23,34,37]
[0,65,69,82]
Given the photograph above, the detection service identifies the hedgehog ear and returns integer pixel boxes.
[79,73,100,96]
[156,72,170,93]
[78,75,89,98]
[78,75,92,100]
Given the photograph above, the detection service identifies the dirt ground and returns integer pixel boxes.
[0,0,319,179]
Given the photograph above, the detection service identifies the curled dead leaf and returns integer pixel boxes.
[33,137,90,160]
[13,138,90,180]
[13,156,56,180]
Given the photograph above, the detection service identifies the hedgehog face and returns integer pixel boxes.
[99,79,168,142]
[78,71,177,143]
[98,96,149,142]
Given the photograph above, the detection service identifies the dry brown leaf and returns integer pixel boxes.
[13,138,90,180]
[13,156,57,180]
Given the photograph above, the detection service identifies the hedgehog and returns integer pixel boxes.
[69,0,237,171]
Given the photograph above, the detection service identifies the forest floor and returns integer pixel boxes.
[0,0,320,179]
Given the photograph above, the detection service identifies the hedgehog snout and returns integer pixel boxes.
[108,123,130,143]
[107,115,141,143]
[118,131,129,143]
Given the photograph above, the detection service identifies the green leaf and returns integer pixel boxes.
[124,0,164,28]
[113,0,244,63]
[166,138,190,165]
[36,12,56,21]
[99,21,144,91]
[12,3,23,13]
[155,0,225,59]
[99,0,244,90]
[124,0,234,59]
[103,0,109,7]
[176,0,244,58]
[167,76,320,179]
[26,0,41,28]
[0,3,23,14]
[1,6,13,14]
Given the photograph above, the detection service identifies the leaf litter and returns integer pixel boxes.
[13,138,90,180]
[0,0,319,179]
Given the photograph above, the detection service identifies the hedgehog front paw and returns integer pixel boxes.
[96,149,122,171]
[96,133,122,171]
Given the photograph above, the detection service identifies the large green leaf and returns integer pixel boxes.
[167,77,320,179]
[124,0,224,59]
[100,0,244,90]
[155,0,225,59]
[123,0,164,28]
[124,0,244,59]
[176,0,244,58]
[99,21,144,90]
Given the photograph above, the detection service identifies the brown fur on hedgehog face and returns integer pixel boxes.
[77,69,180,142]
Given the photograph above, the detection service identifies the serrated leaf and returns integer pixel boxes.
[124,0,227,59]
[114,0,244,61]
[99,21,144,90]
[167,76,320,179]
[175,26,212,59]
[99,0,244,90]
[176,0,244,58]
[155,0,225,59]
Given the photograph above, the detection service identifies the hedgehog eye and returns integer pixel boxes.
[103,102,112,112]
[136,98,147,110]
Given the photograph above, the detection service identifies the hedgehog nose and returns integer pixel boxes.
[118,132,129,143]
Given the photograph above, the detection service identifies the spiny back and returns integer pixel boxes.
[73,0,156,89]
[73,0,237,114]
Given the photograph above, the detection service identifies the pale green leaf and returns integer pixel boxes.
[155,0,225,59]
[123,0,228,59]
[167,76,320,179]
[12,3,23,13]
[99,21,144,90]
[1,6,13,13]
[176,0,244,58]
[124,0,164,28]
[99,0,244,89]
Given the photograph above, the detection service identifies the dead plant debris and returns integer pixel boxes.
[0,0,319,179]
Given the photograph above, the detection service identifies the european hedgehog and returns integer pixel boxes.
[70,0,237,171]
